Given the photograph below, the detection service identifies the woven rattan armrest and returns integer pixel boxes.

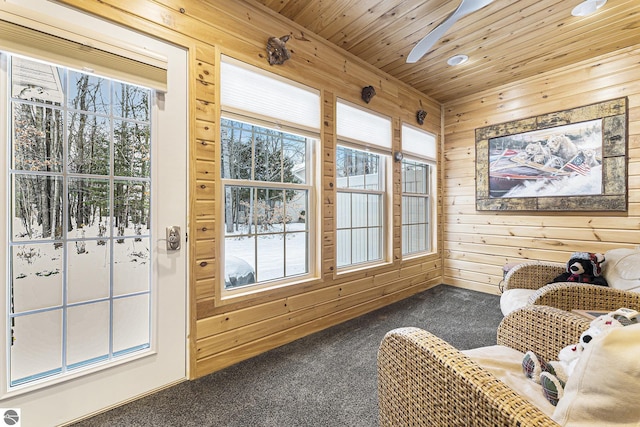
[497,305,590,362]
[529,283,640,313]
[377,326,557,427]
[502,262,565,291]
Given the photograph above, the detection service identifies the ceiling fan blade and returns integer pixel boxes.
[406,11,459,64]
[406,0,495,64]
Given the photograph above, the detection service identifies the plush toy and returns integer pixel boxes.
[521,310,637,406]
[551,251,608,286]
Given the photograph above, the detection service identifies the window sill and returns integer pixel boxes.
[216,275,323,307]
[335,259,394,277]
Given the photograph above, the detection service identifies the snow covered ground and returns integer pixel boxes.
[224,222,307,287]
[10,217,310,384]
[10,221,150,385]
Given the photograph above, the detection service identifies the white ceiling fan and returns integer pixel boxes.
[406,0,496,63]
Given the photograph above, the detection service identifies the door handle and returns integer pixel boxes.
[166,226,181,251]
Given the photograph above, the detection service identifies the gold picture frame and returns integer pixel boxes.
[476,97,627,211]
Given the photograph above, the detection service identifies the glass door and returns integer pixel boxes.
[8,55,153,387]
[0,2,188,422]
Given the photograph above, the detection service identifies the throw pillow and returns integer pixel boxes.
[552,323,640,426]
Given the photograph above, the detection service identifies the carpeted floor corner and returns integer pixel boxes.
[71,284,502,427]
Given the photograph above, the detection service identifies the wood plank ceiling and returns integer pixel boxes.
[253,0,640,103]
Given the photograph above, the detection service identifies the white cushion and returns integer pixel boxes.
[602,248,640,292]
[500,289,535,316]
[463,345,555,417]
[553,323,640,426]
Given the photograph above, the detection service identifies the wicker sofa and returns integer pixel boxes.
[378,305,640,427]
[500,247,640,315]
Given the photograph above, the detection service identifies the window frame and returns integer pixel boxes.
[217,56,322,303]
[1,50,159,394]
[335,99,393,273]
[219,115,319,300]
[335,144,388,269]
[400,123,437,259]
[401,156,434,257]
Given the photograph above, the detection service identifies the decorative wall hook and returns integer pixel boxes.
[417,109,427,125]
[361,85,376,103]
[266,35,291,65]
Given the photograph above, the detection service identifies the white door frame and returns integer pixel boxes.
[0,1,189,425]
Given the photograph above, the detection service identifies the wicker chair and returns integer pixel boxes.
[377,305,591,427]
[502,261,640,313]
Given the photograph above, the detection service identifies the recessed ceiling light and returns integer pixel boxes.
[447,54,469,66]
[572,0,607,17]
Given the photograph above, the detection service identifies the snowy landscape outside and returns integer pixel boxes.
[8,56,151,385]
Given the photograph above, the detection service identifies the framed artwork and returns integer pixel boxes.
[475,97,627,211]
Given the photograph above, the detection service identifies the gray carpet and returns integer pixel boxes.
[72,284,502,427]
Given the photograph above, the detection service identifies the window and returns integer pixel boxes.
[336,146,385,267]
[402,159,431,255]
[401,124,437,256]
[221,118,314,290]
[4,53,155,387]
[220,57,320,296]
[336,100,391,269]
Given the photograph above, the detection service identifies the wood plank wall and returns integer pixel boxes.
[57,0,443,378]
[443,45,640,295]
